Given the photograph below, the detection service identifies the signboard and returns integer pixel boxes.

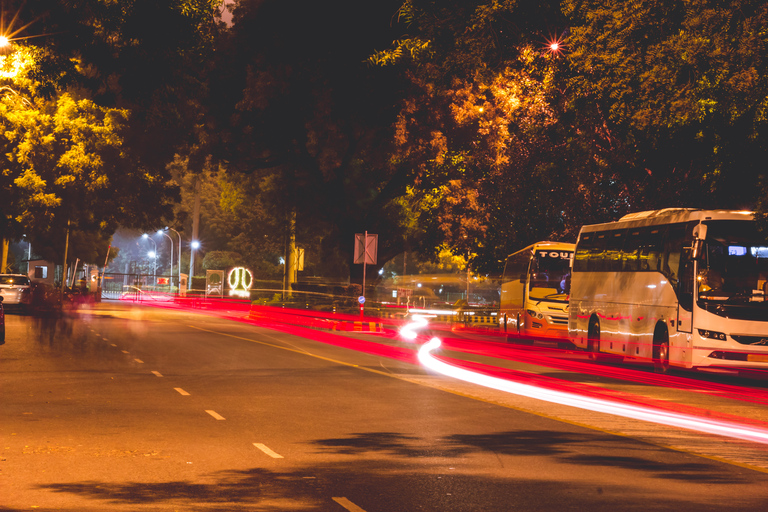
[228,267,253,298]
[354,233,378,265]
[206,270,225,297]
[157,277,169,285]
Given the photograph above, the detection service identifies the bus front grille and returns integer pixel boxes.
[732,335,768,346]
[549,315,569,326]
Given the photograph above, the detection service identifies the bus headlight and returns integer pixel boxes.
[698,329,727,341]
[527,310,544,319]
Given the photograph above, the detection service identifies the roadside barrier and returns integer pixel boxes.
[248,304,383,333]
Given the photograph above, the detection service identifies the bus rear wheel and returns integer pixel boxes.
[653,326,670,373]
[587,317,601,360]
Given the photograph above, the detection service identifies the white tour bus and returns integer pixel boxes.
[568,209,768,371]
[500,241,574,342]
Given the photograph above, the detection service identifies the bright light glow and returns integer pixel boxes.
[544,34,566,56]
[399,314,430,341]
[142,233,149,239]
[409,308,458,316]
[191,240,200,249]
[157,229,164,236]
[0,36,8,47]
[418,339,768,445]
[148,251,156,259]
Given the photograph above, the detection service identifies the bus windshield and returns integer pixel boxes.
[529,250,572,300]
[699,220,768,301]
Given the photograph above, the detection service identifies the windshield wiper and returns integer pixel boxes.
[726,290,766,303]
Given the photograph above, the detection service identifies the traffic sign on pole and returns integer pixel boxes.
[354,232,378,319]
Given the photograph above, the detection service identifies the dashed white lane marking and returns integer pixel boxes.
[121,350,130,354]
[134,359,144,364]
[205,410,225,420]
[111,344,117,347]
[175,388,190,396]
[332,497,367,512]
[151,371,163,377]
[253,443,284,458]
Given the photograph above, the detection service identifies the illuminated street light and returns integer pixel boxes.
[141,234,157,285]
[157,229,174,291]
[165,227,182,291]
[544,33,566,56]
[189,240,200,278]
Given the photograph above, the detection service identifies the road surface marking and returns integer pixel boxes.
[121,350,130,354]
[253,443,283,458]
[332,497,367,512]
[175,388,190,396]
[111,344,117,347]
[134,359,144,364]
[205,410,225,420]
[151,371,163,377]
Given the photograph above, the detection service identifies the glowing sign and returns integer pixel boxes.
[228,267,253,298]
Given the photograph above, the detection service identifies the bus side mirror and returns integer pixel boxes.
[692,239,705,259]
[564,274,571,295]
[692,224,708,259]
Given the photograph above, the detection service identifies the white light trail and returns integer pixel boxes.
[418,338,768,445]
[399,314,430,341]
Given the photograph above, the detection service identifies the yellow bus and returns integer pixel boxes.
[500,241,575,342]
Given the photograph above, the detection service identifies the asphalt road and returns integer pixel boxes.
[3,301,768,511]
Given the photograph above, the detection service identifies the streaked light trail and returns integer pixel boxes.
[418,338,768,445]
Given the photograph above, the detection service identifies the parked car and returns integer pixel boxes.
[0,274,32,311]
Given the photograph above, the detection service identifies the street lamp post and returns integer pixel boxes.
[189,240,200,280]
[141,234,157,286]
[166,227,182,292]
[157,230,174,292]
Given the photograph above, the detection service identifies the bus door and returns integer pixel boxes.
[674,224,698,335]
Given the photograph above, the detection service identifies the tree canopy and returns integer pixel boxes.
[0,0,222,266]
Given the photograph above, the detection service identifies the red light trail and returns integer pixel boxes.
[132,300,768,444]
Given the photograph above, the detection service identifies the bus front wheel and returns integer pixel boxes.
[653,326,670,373]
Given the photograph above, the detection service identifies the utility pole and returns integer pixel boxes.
[188,177,201,278]
[283,211,296,299]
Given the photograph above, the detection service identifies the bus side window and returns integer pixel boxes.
[606,229,626,272]
[574,233,593,272]
[639,227,665,272]
[591,233,608,271]
[623,230,642,272]
[503,252,530,284]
